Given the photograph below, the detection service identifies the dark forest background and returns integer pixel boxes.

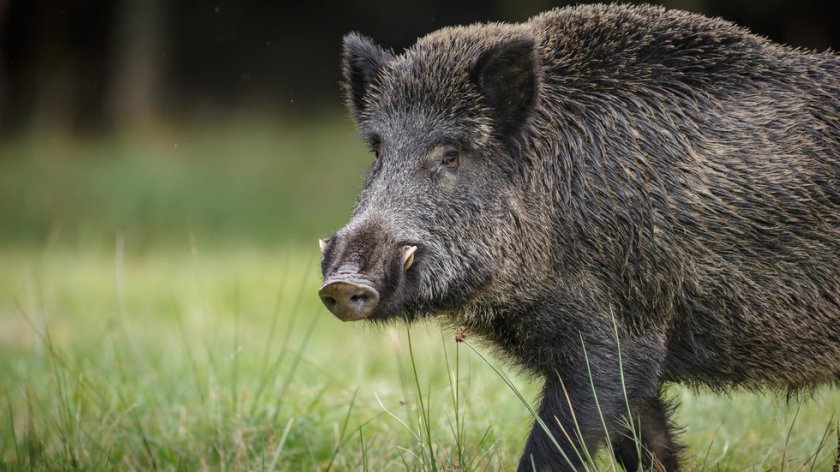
[1,0,838,135]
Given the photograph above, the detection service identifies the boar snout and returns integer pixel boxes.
[319,229,422,321]
[319,280,380,321]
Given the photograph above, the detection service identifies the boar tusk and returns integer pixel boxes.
[401,245,417,271]
[319,239,329,254]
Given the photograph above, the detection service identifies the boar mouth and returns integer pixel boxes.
[319,240,422,322]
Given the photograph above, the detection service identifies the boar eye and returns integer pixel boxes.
[441,150,459,169]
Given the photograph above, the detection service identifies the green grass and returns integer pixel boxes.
[1,244,837,470]
[0,119,838,470]
[0,244,532,470]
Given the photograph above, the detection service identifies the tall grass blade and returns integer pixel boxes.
[266,417,294,472]
[231,280,240,416]
[269,307,320,425]
[699,423,723,470]
[579,335,617,471]
[5,386,20,466]
[780,402,801,470]
[43,326,79,469]
[406,327,437,471]
[108,336,158,469]
[256,251,317,420]
[170,297,207,402]
[359,425,369,472]
[325,388,358,472]
[805,417,834,472]
[832,421,839,472]
[610,311,642,469]
[253,252,311,415]
[555,376,592,467]
[24,385,39,468]
[374,393,421,441]
[259,252,291,377]
[441,330,465,468]
[114,233,143,366]
[462,341,578,471]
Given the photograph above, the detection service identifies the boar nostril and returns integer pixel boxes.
[351,294,368,303]
[323,296,337,307]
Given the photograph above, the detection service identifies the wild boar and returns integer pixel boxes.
[319,4,840,470]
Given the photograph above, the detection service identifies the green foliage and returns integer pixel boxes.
[0,116,370,247]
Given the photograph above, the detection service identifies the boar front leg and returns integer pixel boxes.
[518,342,667,471]
[518,376,615,471]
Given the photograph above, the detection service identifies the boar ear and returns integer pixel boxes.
[470,37,537,138]
[341,32,394,120]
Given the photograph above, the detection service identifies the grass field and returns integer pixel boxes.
[1,118,838,470]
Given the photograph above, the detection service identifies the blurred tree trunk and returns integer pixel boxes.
[1,0,117,135]
[0,0,8,131]
[110,0,164,131]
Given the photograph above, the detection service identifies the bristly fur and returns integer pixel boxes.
[322,4,840,470]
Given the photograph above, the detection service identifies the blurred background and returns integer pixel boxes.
[1,2,839,469]
[0,0,838,248]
